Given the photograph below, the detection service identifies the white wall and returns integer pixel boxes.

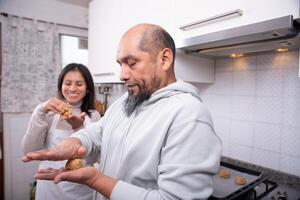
[0,0,88,28]
[196,50,300,177]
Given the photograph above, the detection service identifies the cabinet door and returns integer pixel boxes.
[174,0,299,41]
[88,0,122,83]
[120,0,175,36]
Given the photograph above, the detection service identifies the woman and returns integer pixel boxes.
[22,63,100,200]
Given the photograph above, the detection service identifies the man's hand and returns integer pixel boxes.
[35,166,101,186]
[22,137,86,162]
[34,166,116,199]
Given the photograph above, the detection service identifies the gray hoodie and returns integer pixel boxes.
[72,79,222,200]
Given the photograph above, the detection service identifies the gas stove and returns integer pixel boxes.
[262,183,300,200]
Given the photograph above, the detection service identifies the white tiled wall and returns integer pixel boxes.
[197,50,300,177]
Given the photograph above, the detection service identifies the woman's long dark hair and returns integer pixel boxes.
[57,63,95,117]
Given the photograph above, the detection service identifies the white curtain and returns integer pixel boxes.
[1,15,61,112]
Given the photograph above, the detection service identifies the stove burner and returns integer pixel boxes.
[270,190,288,200]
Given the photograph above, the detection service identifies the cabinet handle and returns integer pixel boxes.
[179,9,243,30]
[94,72,115,76]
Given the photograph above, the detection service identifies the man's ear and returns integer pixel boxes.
[159,48,174,71]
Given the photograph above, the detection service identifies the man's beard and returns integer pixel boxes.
[124,85,151,117]
[124,76,161,116]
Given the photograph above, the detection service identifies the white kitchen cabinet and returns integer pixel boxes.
[89,0,175,83]
[88,0,215,83]
[119,0,175,37]
[88,0,122,83]
[174,0,300,41]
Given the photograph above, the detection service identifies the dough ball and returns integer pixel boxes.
[218,169,230,179]
[234,176,247,185]
[60,103,72,119]
[65,159,84,170]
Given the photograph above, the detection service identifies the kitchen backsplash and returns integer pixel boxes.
[195,50,300,177]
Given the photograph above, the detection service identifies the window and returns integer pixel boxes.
[60,35,88,68]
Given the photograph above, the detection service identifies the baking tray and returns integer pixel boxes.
[209,161,275,200]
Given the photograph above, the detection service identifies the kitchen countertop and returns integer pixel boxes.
[221,156,300,199]
[221,156,300,187]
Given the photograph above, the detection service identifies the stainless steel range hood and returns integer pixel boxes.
[177,15,300,58]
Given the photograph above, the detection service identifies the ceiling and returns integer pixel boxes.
[55,0,91,8]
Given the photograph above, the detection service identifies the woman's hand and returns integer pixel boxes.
[42,98,69,114]
[66,112,86,130]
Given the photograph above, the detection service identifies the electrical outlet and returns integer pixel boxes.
[98,85,111,94]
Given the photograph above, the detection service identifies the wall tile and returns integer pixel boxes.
[255,69,283,97]
[229,144,253,162]
[199,94,213,112]
[257,50,298,70]
[230,120,254,147]
[279,154,300,176]
[281,126,300,157]
[253,123,281,152]
[252,148,280,170]
[232,56,257,71]
[221,141,230,157]
[210,72,233,95]
[282,97,300,127]
[233,70,256,96]
[215,58,233,72]
[214,116,231,142]
[232,96,255,121]
[283,68,300,97]
[254,96,282,124]
[192,82,213,95]
[210,95,232,118]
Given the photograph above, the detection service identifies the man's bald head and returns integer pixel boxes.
[118,24,177,116]
[123,24,176,64]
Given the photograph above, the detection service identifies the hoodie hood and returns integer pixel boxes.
[147,79,202,105]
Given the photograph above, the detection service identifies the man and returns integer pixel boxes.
[23,23,222,200]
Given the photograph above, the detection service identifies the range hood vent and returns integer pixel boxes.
[177,15,300,58]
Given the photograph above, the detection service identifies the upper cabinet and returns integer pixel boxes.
[88,0,176,83]
[119,0,175,35]
[88,0,215,83]
[173,0,300,41]
[88,0,122,83]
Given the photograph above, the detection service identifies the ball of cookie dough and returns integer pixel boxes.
[234,176,247,185]
[218,169,231,179]
[60,103,72,120]
[65,159,84,170]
